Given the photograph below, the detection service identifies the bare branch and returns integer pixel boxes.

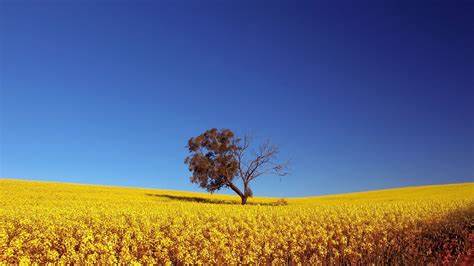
[240,138,289,183]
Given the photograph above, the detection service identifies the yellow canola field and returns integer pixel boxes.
[1,179,473,264]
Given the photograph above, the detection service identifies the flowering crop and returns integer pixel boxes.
[1,179,473,264]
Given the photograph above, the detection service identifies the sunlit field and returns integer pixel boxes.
[1,179,473,264]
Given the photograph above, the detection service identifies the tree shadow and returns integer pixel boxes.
[145,193,282,206]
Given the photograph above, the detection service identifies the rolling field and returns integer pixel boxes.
[1,179,473,264]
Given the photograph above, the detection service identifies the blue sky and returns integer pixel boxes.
[0,0,473,197]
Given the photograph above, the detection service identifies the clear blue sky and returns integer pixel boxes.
[0,0,472,197]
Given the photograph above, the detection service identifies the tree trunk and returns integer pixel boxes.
[226,181,248,205]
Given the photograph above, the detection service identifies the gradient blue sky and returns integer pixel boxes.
[1,0,473,197]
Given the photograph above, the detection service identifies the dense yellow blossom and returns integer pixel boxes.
[1,179,473,264]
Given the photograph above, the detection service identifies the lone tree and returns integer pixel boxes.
[184,128,288,205]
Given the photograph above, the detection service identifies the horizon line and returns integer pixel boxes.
[2,176,472,199]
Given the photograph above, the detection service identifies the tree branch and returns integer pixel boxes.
[227,181,245,198]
